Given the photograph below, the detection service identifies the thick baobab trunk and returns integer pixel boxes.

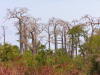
[31,32,36,54]
[23,24,28,51]
[19,19,24,54]
[54,25,57,50]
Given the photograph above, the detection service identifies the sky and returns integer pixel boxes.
[0,0,100,45]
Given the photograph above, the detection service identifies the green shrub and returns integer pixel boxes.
[55,49,71,64]
[73,56,85,70]
[22,50,36,67]
[35,50,47,66]
[0,44,20,62]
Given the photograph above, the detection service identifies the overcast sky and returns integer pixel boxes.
[0,0,100,45]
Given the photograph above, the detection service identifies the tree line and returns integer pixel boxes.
[1,8,100,58]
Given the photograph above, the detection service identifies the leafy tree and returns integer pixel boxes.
[68,25,85,57]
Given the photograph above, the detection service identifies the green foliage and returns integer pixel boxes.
[22,50,36,67]
[54,49,71,64]
[79,34,100,74]
[68,25,84,36]
[45,50,54,65]
[0,36,99,75]
[73,56,85,70]
[38,45,46,51]
[81,35,100,55]
[0,44,20,62]
[35,49,71,66]
[35,50,47,66]
[89,55,100,75]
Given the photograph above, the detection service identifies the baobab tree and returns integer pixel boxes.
[55,19,70,52]
[50,19,69,52]
[7,8,29,54]
[47,18,70,51]
[27,17,43,54]
[48,18,58,50]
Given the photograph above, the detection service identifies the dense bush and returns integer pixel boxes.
[0,44,98,75]
[0,44,20,62]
